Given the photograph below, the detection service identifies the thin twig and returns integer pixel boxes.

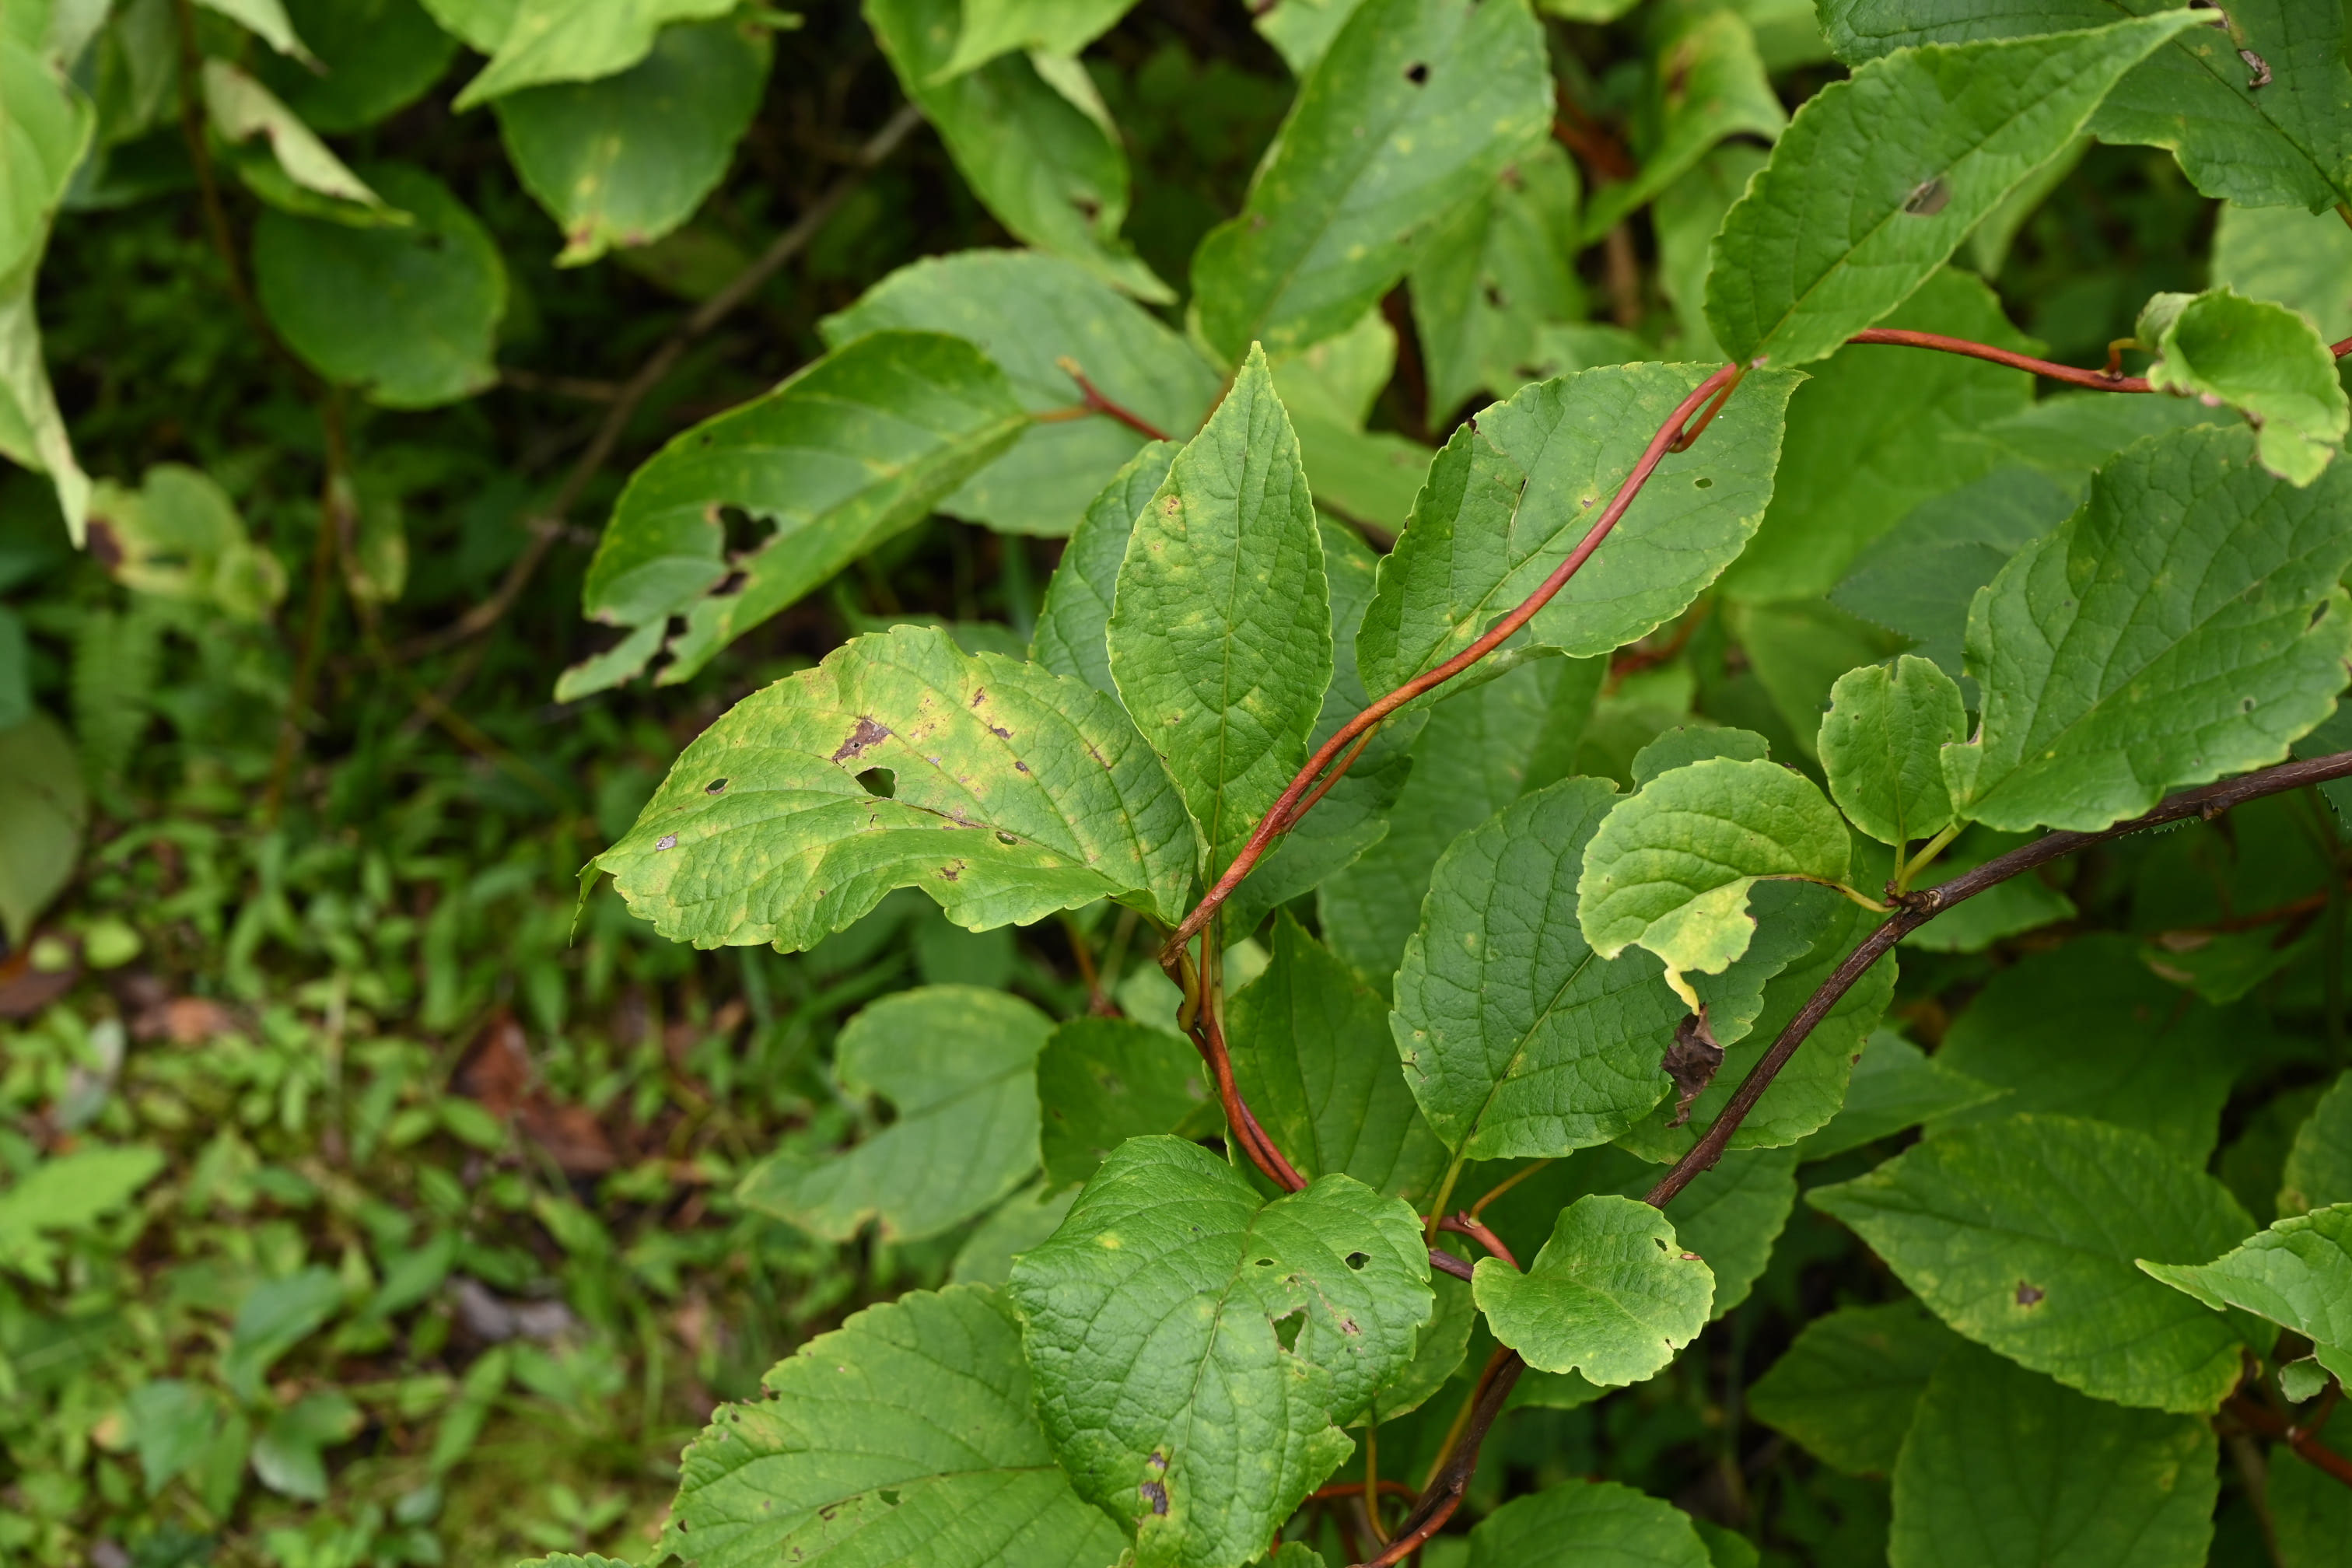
[1356,1348,1523,1566]
[1055,358,1170,440]
[397,102,926,662]
[2231,1391,2352,1488]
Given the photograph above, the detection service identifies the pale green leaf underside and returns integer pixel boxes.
[821,251,1218,537]
[1192,0,1551,362]
[569,332,1030,696]
[596,624,1197,952]
[1466,1477,1712,1568]
[1359,363,1802,698]
[2140,1203,2352,1385]
[1889,1342,2220,1568]
[1392,776,1682,1160]
[1706,12,2201,369]
[1748,1300,1959,1477]
[1577,757,1851,1002]
[737,987,1051,1242]
[663,1285,1126,1568]
[1944,424,2352,832]
[1810,1115,2257,1412]
[1108,345,1333,884]
[1006,1136,1432,1568]
[1823,0,2352,215]
[2140,285,2349,486]
[1821,655,1967,848]
[454,0,734,106]
[1474,1194,1715,1386]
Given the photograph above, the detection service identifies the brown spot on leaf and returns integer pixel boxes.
[1662,1011,1724,1128]
[831,716,890,764]
[1139,1479,1169,1515]
[1903,177,1951,216]
[2015,1281,2045,1307]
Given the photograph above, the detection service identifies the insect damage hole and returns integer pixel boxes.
[1345,1251,1370,1271]
[1405,61,1429,84]
[1902,177,1951,216]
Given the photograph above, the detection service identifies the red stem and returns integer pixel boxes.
[2229,1392,2352,1487]
[1850,326,2352,390]
[1057,357,1171,441]
[1437,1214,1517,1269]
[1165,359,1747,958]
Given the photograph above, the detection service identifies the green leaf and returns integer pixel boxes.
[127,1381,220,1498]
[1722,268,2036,604]
[1409,139,1585,419]
[0,1142,160,1285]
[1190,0,1551,363]
[1976,389,2219,485]
[1748,1300,1959,1477]
[1615,887,1893,1159]
[2140,1204,2352,1385]
[224,1267,344,1403]
[1473,1194,1714,1385]
[1106,346,1332,885]
[452,0,734,107]
[567,333,1030,695]
[0,37,93,282]
[1580,9,1786,241]
[1944,424,2352,832]
[1006,1136,1433,1568]
[1467,1477,1712,1568]
[1809,1115,2257,1412]
[1364,1263,1476,1421]
[2137,286,2349,485]
[937,0,1136,76]
[1927,935,2236,1160]
[0,712,86,950]
[1895,824,2076,954]
[87,464,288,621]
[1704,12,2201,369]
[2281,1070,2352,1217]
[1820,656,1967,848]
[253,162,506,408]
[1655,144,1769,362]
[254,0,457,133]
[1822,0,2352,215]
[1229,913,1447,1204]
[1393,776,1682,1160]
[664,1284,1127,1568]
[1640,1146,1797,1319]
[1318,653,1601,982]
[594,625,1198,950]
[951,1181,1080,1287]
[1033,443,1178,695]
[1223,516,1417,932]
[1888,1341,2218,1568]
[822,251,1220,538]
[1631,726,1770,786]
[418,0,512,51]
[495,19,768,266]
[195,0,315,59]
[1829,467,2077,686]
[1359,363,1802,697]
[2213,201,2352,341]
[1577,756,1851,1006]
[738,987,1051,1243]
[1036,1016,1215,1191]
[1253,0,1368,74]
[1798,1031,2006,1163]
[252,1390,362,1501]
[204,59,394,224]
[2274,1445,2352,1568]
[1725,598,1911,765]
[866,0,1167,300]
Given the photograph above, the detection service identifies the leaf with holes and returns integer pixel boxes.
[1577,758,1852,1007]
[1473,1194,1714,1387]
[737,987,1052,1243]
[1705,12,2201,369]
[2137,286,2349,486]
[1006,1136,1432,1568]
[1810,1115,2259,1412]
[1357,363,1800,700]
[2140,1203,2352,1388]
[821,251,1220,537]
[566,333,1030,696]
[595,624,1198,950]
[662,1284,1127,1568]
[1819,655,1968,848]
[1190,0,1551,363]
[1943,424,2352,833]
[1106,345,1332,885]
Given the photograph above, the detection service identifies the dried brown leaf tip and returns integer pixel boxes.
[1662,1010,1724,1128]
